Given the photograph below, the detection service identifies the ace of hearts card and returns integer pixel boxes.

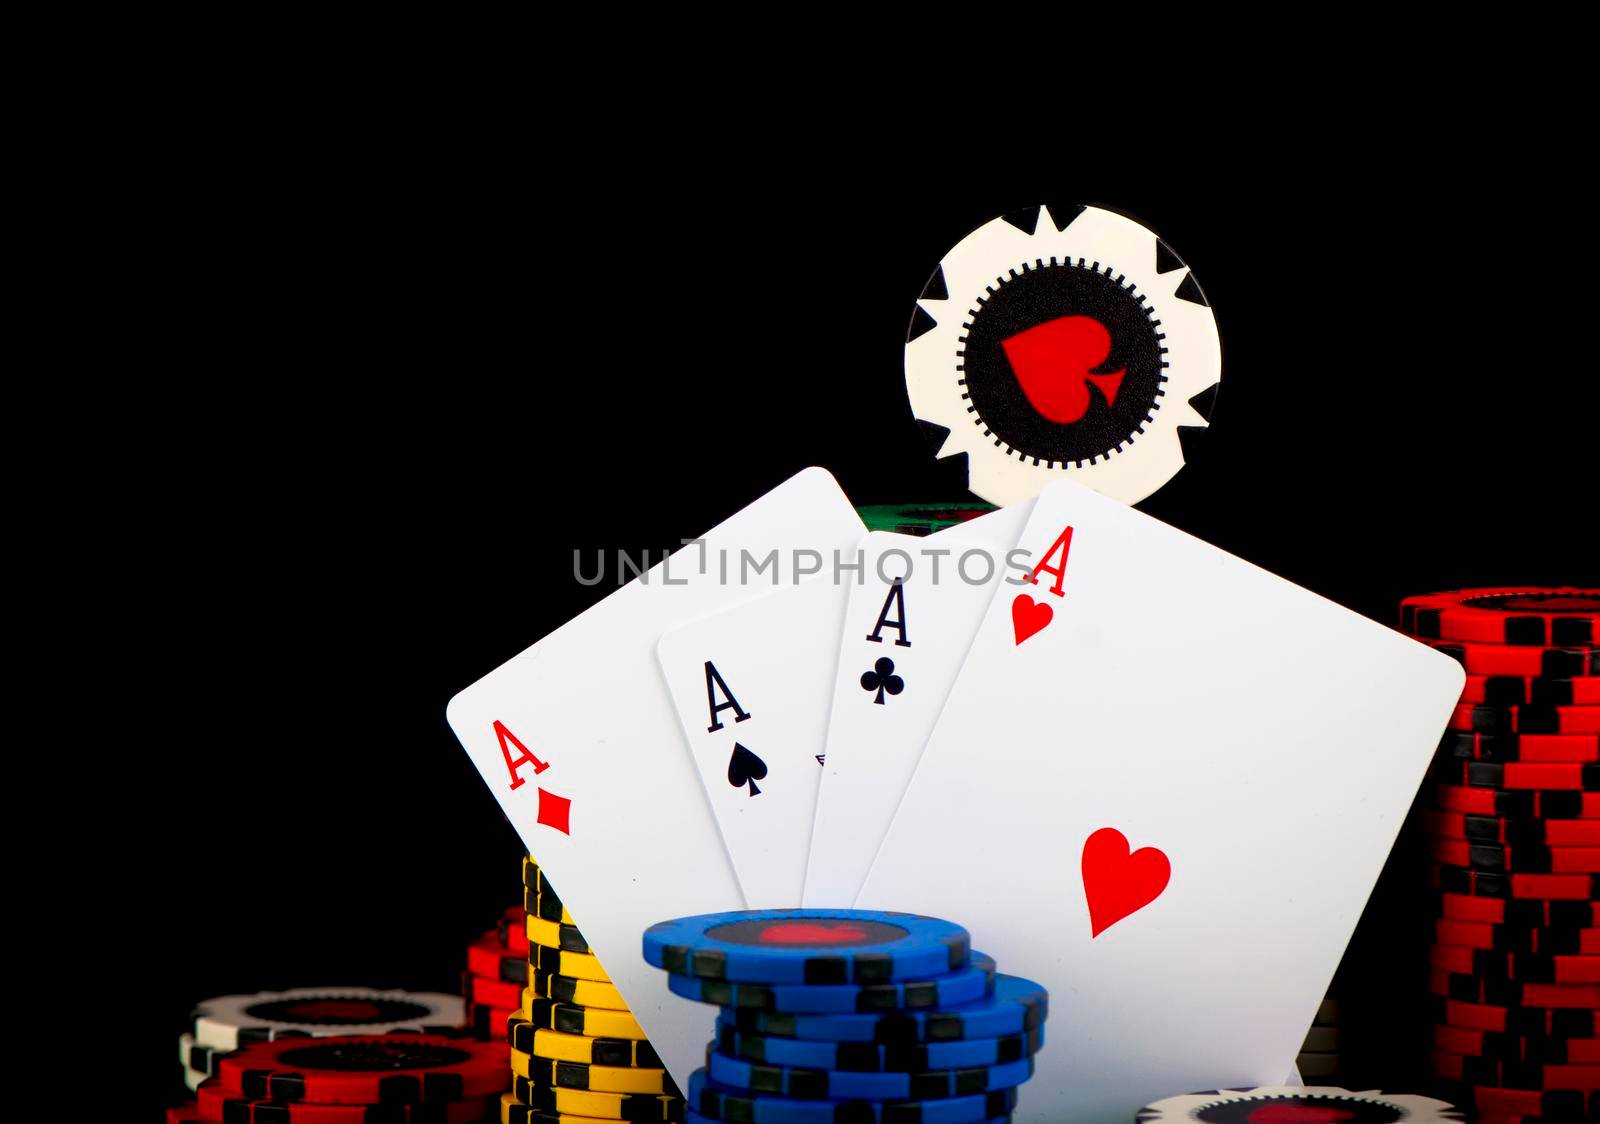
[859,480,1464,1124]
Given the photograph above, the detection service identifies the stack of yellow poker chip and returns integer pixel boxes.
[502,856,683,1123]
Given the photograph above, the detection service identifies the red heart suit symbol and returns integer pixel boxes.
[1082,826,1170,937]
[1011,594,1052,645]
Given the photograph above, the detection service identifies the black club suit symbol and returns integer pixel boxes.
[860,657,904,705]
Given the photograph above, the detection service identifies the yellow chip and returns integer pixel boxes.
[522,857,571,915]
[499,1090,617,1124]
[526,1025,662,1068]
[531,944,610,982]
[509,1082,681,1121]
[511,1002,646,1042]
[523,974,627,1012]
[512,1047,674,1094]
[526,915,591,954]
[524,898,577,928]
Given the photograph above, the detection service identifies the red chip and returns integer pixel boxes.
[1430,969,1600,1008]
[1432,1049,1600,1089]
[1436,892,1600,927]
[1434,783,1600,819]
[1402,588,1599,646]
[1424,637,1600,679]
[1429,944,1600,984]
[1448,702,1600,736]
[468,974,521,1010]
[1457,1085,1598,1117]
[197,1078,499,1119]
[1428,838,1600,874]
[1463,674,1600,707]
[1423,809,1600,846]
[216,1034,508,1105]
[1435,917,1600,953]
[497,906,529,954]
[1430,864,1600,902]
[1435,757,1600,791]
[466,930,528,983]
[1434,1023,1600,1064]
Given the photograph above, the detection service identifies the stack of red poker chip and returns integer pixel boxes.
[1402,588,1600,1118]
[464,904,529,1041]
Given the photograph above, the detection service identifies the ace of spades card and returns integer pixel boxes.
[859,480,1465,1124]
[657,572,854,908]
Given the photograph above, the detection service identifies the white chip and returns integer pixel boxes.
[178,1030,224,1081]
[1136,1086,1464,1124]
[190,986,466,1049]
[905,204,1221,506]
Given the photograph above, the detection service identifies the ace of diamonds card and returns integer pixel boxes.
[445,469,863,1088]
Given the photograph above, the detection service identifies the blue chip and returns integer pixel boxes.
[686,1112,1015,1124]
[668,953,996,1014]
[713,1022,1045,1072]
[705,1048,1035,1100]
[715,973,1048,1042]
[643,909,971,984]
[688,1070,1020,1124]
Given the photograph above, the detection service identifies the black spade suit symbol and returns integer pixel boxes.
[727,743,767,796]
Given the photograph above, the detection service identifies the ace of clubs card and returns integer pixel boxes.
[804,502,1032,906]
[859,480,1464,1124]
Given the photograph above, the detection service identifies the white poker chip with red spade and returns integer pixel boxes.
[905,203,1221,507]
[1135,1086,1464,1124]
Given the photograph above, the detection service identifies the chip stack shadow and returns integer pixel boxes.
[1296,992,1344,1085]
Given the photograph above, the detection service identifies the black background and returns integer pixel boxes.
[140,138,1598,1112]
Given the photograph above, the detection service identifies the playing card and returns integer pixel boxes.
[803,503,1032,907]
[858,480,1464,1124]
[658,571,854,908]
[445,468,862,1089]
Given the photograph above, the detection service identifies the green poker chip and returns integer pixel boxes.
[854,503,996,537]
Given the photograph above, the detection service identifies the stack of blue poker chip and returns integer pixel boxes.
[643,909,1049,1123]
